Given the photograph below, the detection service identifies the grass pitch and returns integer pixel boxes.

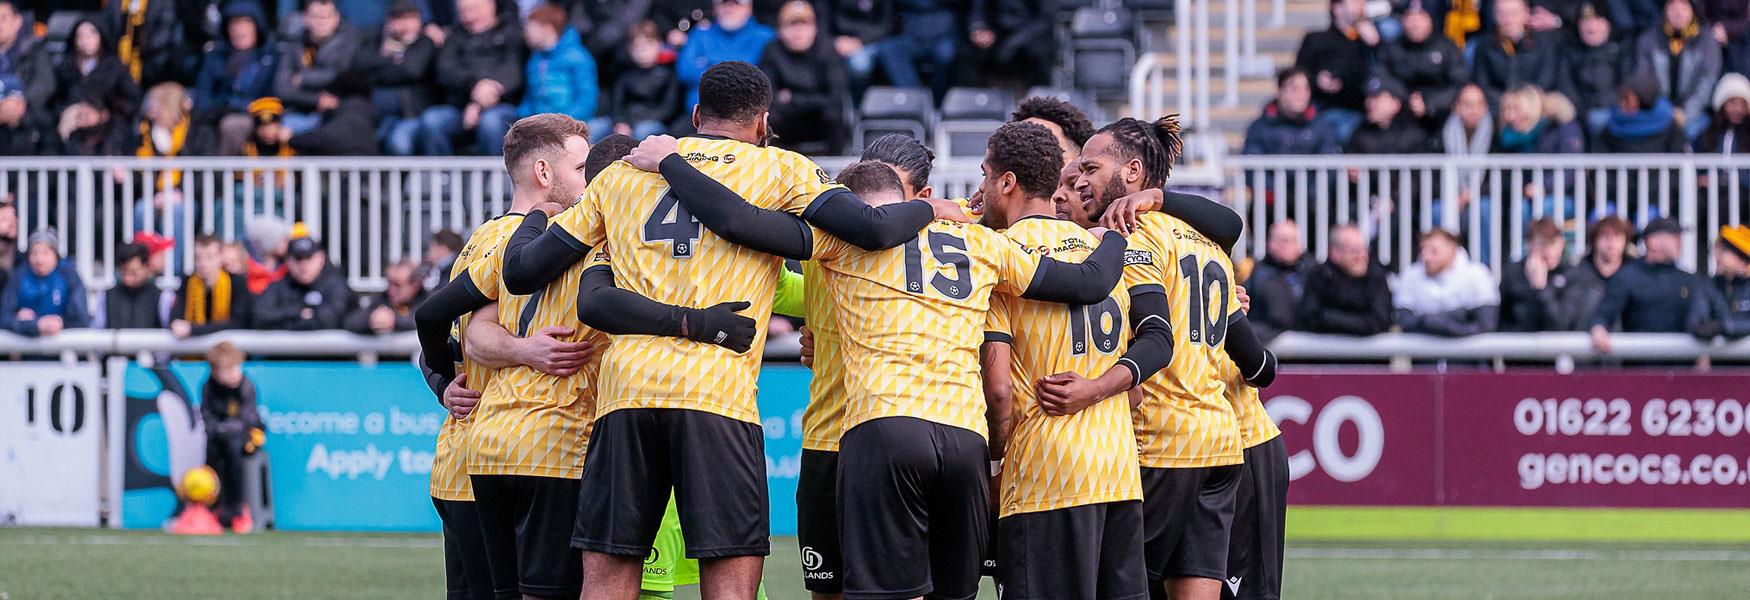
[2,528,1747,599]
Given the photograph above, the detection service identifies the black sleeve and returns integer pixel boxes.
[1223,311,1278,387]
[1117,288,1175,388]
[802,188,937,250]
[500,211,593,295]
[574,264,688,337]
[1019,231,1127,304]
[1159,191,1243,253]
[412,274,491,383]
[656,154,816,260]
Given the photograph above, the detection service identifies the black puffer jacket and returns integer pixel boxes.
[1298,260,1395,336]
[1376,34,1468,120]
[432,18,526,107]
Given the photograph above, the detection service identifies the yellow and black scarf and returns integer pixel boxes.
[184,273,233,325]
[137,116,188,190]
[1666,20,1700,56]
[1445,0,1482,50]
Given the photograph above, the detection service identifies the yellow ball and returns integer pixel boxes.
[182,466,220,506]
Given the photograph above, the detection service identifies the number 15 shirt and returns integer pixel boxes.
[548,137,844,425]
[810,220,1046,440]
[1124,212,1243,469]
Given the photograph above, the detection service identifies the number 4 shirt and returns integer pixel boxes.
[810,220,1044,439]
[1123,212,1244,469]
[549,136,844,425]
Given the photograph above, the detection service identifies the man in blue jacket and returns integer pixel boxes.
[0,229,90,337]
[517,4,597,122]
[677,0,773,117]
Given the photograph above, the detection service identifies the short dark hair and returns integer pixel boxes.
[1277,67,1308,87]
[194,233,222,248]
[1011,96,1094,148]
[1420,228,1460,247]
[697,61,771,124]
[117,242,149,266]
[860,134,933,192]
[1091,115,1184,187]
[431,229,464,253]
[1587,215,1634,248]
[303,0,337,11]
[1526,217,1562,243]
[502,114,590,180]
[986,122,1063,200]
[836,161,905,200]
[586,134,637,183]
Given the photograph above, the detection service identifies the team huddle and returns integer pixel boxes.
[412,61,1287,600]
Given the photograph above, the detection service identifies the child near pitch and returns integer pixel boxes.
[201,341,265,533]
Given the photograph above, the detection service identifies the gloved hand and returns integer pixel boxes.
[682,302,757,353]
[245,427,265,454]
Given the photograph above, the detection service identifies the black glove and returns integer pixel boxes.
[1691,319,1722,340]
[683,301,757,353]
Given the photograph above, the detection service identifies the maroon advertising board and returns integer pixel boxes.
[1264,370,1750,508]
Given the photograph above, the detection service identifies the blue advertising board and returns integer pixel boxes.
[118,361,814,534]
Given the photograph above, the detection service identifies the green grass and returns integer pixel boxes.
[1288,506,1750,542]
[2,528,1747,599]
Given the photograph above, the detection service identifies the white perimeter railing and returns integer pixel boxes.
[5,154,1747,292]
[3,330,1747,370]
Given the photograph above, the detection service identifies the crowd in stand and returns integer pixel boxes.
[1252,0,1750,157]
[1241,214,1750,350]
[0,0,1061,158]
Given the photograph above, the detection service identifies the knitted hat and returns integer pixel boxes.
[1712,72,1750,112]
[1722,225,1750,261]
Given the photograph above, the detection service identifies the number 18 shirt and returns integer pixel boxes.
[550,137,844,425]
[1123,213,1243,469]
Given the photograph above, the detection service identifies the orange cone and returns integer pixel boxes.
[170,504,224,536]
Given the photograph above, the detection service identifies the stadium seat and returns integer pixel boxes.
[935,88,1015,158]
[1124,0,1177,51]
[854,87,935,151]
[1067,7,1138,98]
[42,11,93,66]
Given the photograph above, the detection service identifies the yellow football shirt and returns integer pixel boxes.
[429,213,522,501]
[985,217,1143,517]
[549,137,843,425]
[812,220,1045,439]
[1124,213,1243,469]
[1222,359,1281,448]
[800,260,848,452]
[460,241,609,479]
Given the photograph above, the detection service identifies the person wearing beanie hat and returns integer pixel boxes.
[1690,224,1750,339]
[1589,217,1707,352]
[0,228,90,337]
[1591,71,1689,152]
[1630,0,1722,141]
[195,0,277,156]
[1562,3,1628,137]
[1696,72,1750,154]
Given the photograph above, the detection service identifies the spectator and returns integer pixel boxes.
[0,76,42,154]
[273,0,365,136]
[345,259,424,334]
[570,0,654,60]
[759,1,848,153]
[51,18,142,127]
[421,0,526,156]
[369,1,437,157]
[136,82,219,163]
[0,229,90,337]
[1010,95,1095,163]
[1690,225,1750,339]
[243,215,292,294]
[1246,220,1314,341]
[1589,217,1705,351]
[519,3,598,123]
[650,0,715,47]
[1299,223,1394,335]
[255,236,351,330]
[597,21,676,140]
[1695,0,1749,77]
[879,0,966,100]
[136,232,174,278]
[1472,0,1561,100]
[817,0,891,95]
[1565,215,1632,328]
[196,0,279,155]
[200,341,264,534]
[222,241,250,276]
[1346,76,1435,154]
[422,229,464,290]
[1592,72,1689,152]
[968,0,1052,87]
[1442,83,1493,154]
[0,199,15,289]
[1377,2,1468,124]
[1696,72,1750,154]
[1243,68,1343,155]
[1394,229,1500,336]
[50,101,129,155]
[1631,0,1721,140]
[1493,84,1584,154]
[1292,0,1378,138]
[99,242,163,329]
[1563,4,1628,137]
[171,235,254,337]
[108,0,187,86]
[677,0,773,114]
[241,97,297,162]
[1499,218,1585,330]
[288,69,380,155]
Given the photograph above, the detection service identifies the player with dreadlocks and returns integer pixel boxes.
[1058,115,1278,600]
